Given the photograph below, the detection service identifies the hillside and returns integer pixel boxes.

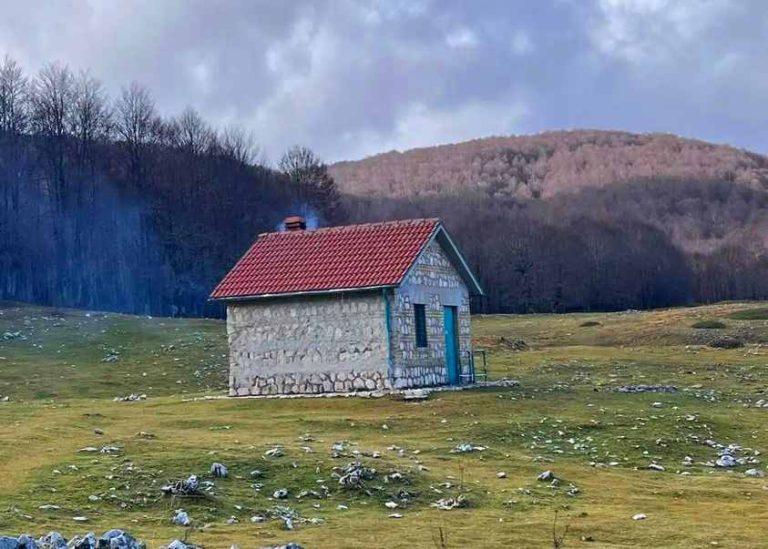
[1,302,767,547]
[334,131,768,313]
[331,130,768,198]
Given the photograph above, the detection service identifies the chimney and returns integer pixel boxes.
[284,216,307,231]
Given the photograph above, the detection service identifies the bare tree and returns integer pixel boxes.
[220,124,260,165]
[114,82,161,183]
[171,107,213,155]
[279,145,340,222]
[30,63,75,138]
[70,70,112,150]
[29,63,77,210]
[0,55,28,134]
[114,82,159,147]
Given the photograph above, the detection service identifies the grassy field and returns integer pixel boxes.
[0,302,767,548]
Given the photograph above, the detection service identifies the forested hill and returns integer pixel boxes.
[335,131,768,313]
[1,54,767,316]
[330,130,768,199]
[0,59,337,318]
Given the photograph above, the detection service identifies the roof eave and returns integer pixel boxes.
[435,226,485,296]
[210,284,398,302]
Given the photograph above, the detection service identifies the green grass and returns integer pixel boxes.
[690,320,726,329]
[728,307,768,320]
[1,301,767,547]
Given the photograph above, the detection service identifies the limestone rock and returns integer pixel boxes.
[210,462,228,478]
[172,510,191,526]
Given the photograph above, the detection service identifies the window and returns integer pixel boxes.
[414,304,428,348]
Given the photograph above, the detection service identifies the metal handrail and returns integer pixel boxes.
[458,349,488,384]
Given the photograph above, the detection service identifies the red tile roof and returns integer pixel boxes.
[210,218,441,299]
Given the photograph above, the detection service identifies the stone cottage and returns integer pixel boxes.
[210,216,483,396]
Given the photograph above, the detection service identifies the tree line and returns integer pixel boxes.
[0,56,337,316]
[344,179,768,313]
[1,55,766,316]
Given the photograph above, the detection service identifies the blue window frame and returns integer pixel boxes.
[414,304,428,348]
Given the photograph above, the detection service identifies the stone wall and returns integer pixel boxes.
[226,292,391,396]
[391,240,472,388]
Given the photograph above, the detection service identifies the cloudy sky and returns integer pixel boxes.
[1,0,766,161]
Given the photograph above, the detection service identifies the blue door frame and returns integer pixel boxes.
[443,306,460,385]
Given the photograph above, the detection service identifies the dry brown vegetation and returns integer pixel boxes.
[331,130,768,199]
[336,131,768,313]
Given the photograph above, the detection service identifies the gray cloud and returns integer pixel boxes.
[1,0,766,161]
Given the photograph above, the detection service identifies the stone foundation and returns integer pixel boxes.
[392,363,447,389]
[231,368,391,396]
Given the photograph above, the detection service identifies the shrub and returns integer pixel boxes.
[691,320,726,329]
[728,308,768,321]
[579,320,602,327]
[709,336,743,349]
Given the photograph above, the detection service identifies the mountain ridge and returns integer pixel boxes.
[330,129,768,199]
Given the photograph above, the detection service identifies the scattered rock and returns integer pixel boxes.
[431,495,469,510]
[745,468,765,478]
[451,443,486,453]
[537,470,555,481]
[715,455,736,468]
[0,536,20,549]
[402,389,429,401]
[172,509,191,526]
[632,513,647,521]
[497,472,507,479]
[334,462,376,490]
[210,462,228,478]
[615,385,677,394]
[113,393,146,402]
[17,534,38,549]
[273,489,289,499]
[161,474,200,496]
[101,350,120,363]
[648,463,665,472]
[40,532,66,549]
[265,447,285,458]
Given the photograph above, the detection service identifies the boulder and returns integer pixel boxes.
[39,532,66,549]
[17,535,38,549]
[210,462,228,478]
[537,470,555,481]
[172,510,191,526]
[0,537,20,549]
